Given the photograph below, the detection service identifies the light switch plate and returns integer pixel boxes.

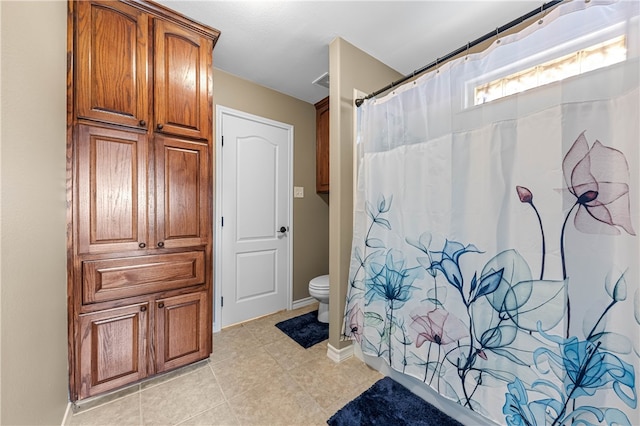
[294,186,304,198]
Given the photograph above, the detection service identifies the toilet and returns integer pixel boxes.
[309,274,330,323]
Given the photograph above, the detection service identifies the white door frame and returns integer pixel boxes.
[214,106,293,332]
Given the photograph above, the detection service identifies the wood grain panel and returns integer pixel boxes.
[76,1,148,128]
[76,125,148,254]
[315,97,329,193]
[155,292,208,372]
[154,19,211,140]
[83,251,205,303]
[78,303,148,399]
[155,135,209,249]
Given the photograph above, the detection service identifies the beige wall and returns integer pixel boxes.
[328,38,402,349]
[1,1,69,424]
[213,69,329,302]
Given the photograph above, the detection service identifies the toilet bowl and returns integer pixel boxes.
[309,274,330,323]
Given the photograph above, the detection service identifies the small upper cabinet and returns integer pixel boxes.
[154,20,213,140]
[75,1,149,129]
[315,97,329,193]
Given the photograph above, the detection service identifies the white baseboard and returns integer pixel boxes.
[291,296,315,310]
[61,402,72,425]
[327,342,354,363]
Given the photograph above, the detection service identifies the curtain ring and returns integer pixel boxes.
[435,57,440,73]
[538,4,548,25]
[465,42,470,60]
[495,27,501,44]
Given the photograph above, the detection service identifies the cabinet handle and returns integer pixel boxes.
[158,302,165,309]
[139,119,146,127]
[138,242,146,248]
[157,241,165,248]
[157,123,164,130]
[140,306,147,312]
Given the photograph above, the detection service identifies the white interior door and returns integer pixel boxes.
[216,107,292,328]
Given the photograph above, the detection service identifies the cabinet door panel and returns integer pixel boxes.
[77,303,148,400]
[315,97,329,193]
[154,20,212,139]
[77,125,148,254]
[76,1,148,128]
[155,135,210,249]
[155,292,209,372]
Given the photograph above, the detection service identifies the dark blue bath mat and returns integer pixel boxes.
[275,310,328,348]
[328,377,464,426]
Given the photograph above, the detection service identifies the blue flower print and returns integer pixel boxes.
[536,332,637,408]
[503,378,536,426]
[365,249,423,309]
[429,240,481,291]
[365,249,423,366]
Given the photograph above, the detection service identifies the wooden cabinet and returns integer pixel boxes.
[75,1,149,129]
[68,0,219,402]
[315,97,329,193]
[155,292,209,373]
[77,303,149,399]
[76,124,148,255]
[76,291,208,399]
[82,251,206,304]
[155,135,210,249]
[154,20,213,140]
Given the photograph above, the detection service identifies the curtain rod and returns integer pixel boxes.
[354,0,564,107]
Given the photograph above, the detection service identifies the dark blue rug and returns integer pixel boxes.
[275,310,328,348]
[328,377,464,426]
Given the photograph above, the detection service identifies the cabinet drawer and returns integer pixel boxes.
[83,252,205,304]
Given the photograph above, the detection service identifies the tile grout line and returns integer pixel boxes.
[138,388,143,426]
[206,356,242,425]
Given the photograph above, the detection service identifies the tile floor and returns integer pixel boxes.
[65,303,383,426]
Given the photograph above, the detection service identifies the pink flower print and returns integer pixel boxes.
[347,307,364,343]
[410,309,468,347]
[516,186,533,204]
[563,131,635,236]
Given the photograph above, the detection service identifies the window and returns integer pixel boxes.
[474,36,626,105]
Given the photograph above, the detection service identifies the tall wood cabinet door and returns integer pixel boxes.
[155,135,210,249]
[154,19,212,140]
[315,97,329,193]
[75,1,149,129]
[76,125,149,255]
[155,292,209,373]
[77,303,149,400]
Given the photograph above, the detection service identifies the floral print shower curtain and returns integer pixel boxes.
[343,2,640,425]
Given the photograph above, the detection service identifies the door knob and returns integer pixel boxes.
[279,226,288,233]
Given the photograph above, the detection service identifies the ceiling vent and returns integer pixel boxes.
[312,72,330,89]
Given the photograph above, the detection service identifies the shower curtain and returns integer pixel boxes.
[343,1,639,425]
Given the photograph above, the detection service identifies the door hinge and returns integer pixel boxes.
[221,136,224,147]
[221,217,224,227]
[221,296,224,307]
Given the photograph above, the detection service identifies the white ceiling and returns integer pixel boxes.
[155,1,542,105]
